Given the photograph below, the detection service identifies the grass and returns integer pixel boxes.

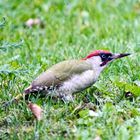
[0,0,140,139]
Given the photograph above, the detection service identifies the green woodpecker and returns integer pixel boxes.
[4,50,130,106]
[23,50,130,102]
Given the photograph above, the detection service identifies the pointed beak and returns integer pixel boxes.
[111,53,131,59]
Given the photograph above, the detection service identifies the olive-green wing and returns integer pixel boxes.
[31,60,92,88]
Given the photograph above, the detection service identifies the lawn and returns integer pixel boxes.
[0,0,140,139]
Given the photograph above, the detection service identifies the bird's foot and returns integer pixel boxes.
[62,95,74,103]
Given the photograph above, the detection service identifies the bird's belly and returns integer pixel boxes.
[59,70,97,93]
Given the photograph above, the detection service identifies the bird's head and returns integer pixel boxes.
[83,50,130,69]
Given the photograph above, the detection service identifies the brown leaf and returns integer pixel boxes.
[25,18,42,27]
[28,103,43,121]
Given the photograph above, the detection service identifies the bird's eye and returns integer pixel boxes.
[101,54,106,59]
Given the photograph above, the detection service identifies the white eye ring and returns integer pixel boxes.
[102,54,106,58]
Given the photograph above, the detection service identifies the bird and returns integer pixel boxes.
[3,50,130,107]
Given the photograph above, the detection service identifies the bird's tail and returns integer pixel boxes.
[2,85,49,109]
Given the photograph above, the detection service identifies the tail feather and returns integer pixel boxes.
[2,85,51,109]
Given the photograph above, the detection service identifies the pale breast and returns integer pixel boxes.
[59,70,98,93]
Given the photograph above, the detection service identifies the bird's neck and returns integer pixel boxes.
[85,56,106,76]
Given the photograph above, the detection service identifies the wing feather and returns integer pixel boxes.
[31,60,92,88]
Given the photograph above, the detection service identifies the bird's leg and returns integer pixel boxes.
[59,91,74,103]
[62,95,74,103]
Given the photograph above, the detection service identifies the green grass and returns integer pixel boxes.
[0,0,140,139]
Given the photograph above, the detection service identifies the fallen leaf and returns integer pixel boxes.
[94,136,101,140]
[25,18,43,27]
[28,103,43,121]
